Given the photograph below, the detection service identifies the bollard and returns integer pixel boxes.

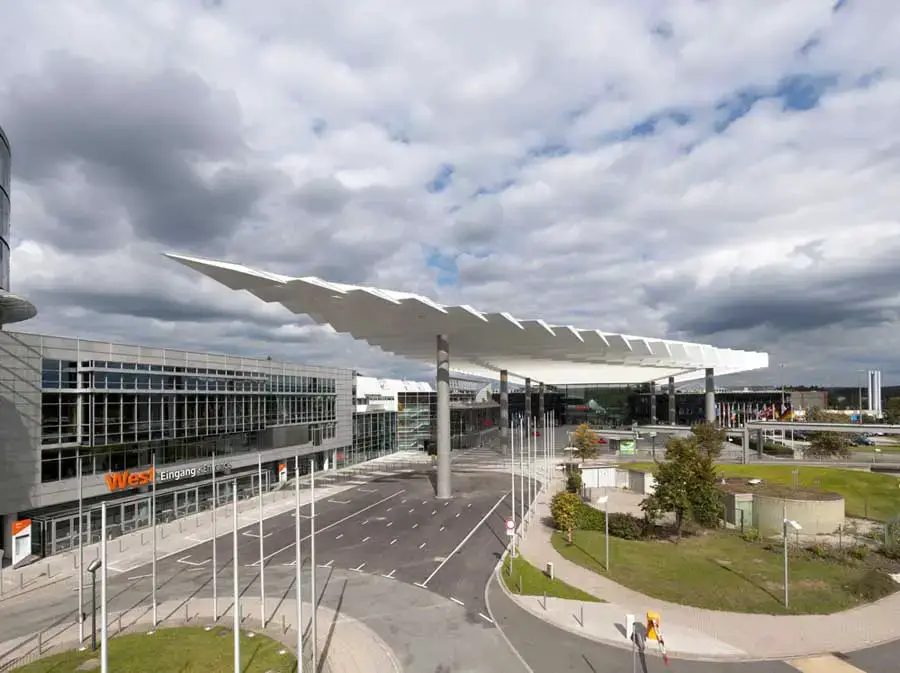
[580,604,584,626]
[518,575,523,594]
[141,531,145,545]
[74,554,78,569]
[543,591,547,610]
[119,538,123,553]
[38,631,42,655]
[118,614,122,634]
[179,520,183,534]
[20,574,24,589]
[47,563,51,578]
[282,614,286,633]
[185,602,189,622]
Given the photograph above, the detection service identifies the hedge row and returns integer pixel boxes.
[571,502,644,540]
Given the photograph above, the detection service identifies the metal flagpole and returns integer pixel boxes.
[510,414,516,557]
[151,451,157,628]
[294,456,304,673]
[100,503,108,673]
[77,451,84,644]
[257,453,266,629]
[232,479,240,673]
[211,453,217,622]
[519,419,525,527]
[309,458,318,673]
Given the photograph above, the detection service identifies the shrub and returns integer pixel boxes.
[550,491,581,541]
[848,545,870,561]
[607,512,643,540]
[574,502,606,531]
[741,527,760,542]
[566,471,583,494]
[847,569,898,601]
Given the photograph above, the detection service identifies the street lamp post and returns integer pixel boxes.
[783,505,802,608]
[87,558,101,651]
[597,495,610,572]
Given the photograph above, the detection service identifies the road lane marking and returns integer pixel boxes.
[444,502,449,507]
[431,510,437,515]
[422,501,427,505]
[176,555,210,567]
[412,523,418,529]
[401,499,407,504]
[127,574,152,580]
[450,597,465,606]
[335,533,344,540]
[242,530,272,539]
[455,513,460,518]
[282,561,296,567]
[360,488,378,493]
[361,519,369,526]
[258,489,406,563]
[418,542,426,549]
[421,490,510,588]
[467,503,472,508]
[328,499,351,505]
[409,508,415,513]
[390,539,398,545]
[439,526,445,531]
[383,569,396,579]
[321,559,334,568]
[362,536,370,542]
[788,655,868,673]
[387,522,393,527]
[414,582,427,588]
[386,507,393,512]
[352,563,366,572]
[478,612,494,624]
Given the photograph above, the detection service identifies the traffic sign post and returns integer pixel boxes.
[505,518,515,537]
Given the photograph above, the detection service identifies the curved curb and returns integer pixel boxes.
[483,543,537,673]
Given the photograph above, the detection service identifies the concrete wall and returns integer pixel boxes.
[626,470,657,495]
[582,467,617,489]
[720,492,754,529]
[753,494,845,536]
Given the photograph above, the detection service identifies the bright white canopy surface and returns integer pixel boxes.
[166,253,769,386]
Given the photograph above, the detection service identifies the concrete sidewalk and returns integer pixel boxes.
[0,595,402,673]
[0,451,430,602]
[512,477,900,661]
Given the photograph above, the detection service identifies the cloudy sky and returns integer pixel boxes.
[2,0,899,387]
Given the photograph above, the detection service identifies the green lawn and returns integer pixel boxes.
[853,444,900,453]
[626,463,900,522]
[11,627,295,673]
[502,554,603,602]
[552,530,897,615]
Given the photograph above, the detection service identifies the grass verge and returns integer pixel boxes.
[501,554,603,602]
[552,529,898,615]
[624,462,900,522]
[11,626,295,673]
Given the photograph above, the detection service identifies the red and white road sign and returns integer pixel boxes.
[505,518,515,536]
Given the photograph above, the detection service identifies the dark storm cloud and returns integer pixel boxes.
[30,287,287,326]
[2,52,283,250]
[647,255,900,338]
[292,177,351,215]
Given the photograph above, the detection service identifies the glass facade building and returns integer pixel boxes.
[0,330,354,560]
[397,389,500,452]
[347,410,398,466]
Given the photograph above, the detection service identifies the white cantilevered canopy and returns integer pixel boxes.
[165,253,769,385]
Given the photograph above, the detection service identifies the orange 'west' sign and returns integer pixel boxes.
[105,468,155,492]
[11,519,32,536]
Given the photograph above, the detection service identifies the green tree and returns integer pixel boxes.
[806,432,851,459]
[641,434,720,538]
[550,491,581,543]
[806,407,847,423]
[690,422,726,459]
[571,423,598,464]
[884,397,900,424]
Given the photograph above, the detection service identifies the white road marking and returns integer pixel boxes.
[335,533,344,540]
[127,574,152,580]
[362,536,371,542]
[478,612,494,624]
[352,563,366,572]
[412,523,418,529]
[455,513,460,518]
[421,490,510,588]
[444,502,449,507]
[431,510,437,516]
[467,503,472,508]
[322,559,334,568]
[360,488,378,493]
[409,508,415,513]
[282,561,296,567]
[176,555,210,567]
[422,501,427,505]
[361,519,369,526]
[383,569,396,579]
[401,499,407,504]
[328,499,351,505]
[242,530,272,539]
[440,526,445,531]
[185,535,210,542]
[259,489,406,563]
[414,582,427,588]
[450,597,465,607]
[386,507,393,512]
[387,522,393,527]
[390,539,398,545]
[418,542,426,549]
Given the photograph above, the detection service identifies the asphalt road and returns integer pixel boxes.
[0,463,537,672]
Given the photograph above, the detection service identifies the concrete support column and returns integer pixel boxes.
[436,334,451,499]
[704,368,716,424]
[538,383,545,423]
[649,381,657,424]
[668,376,676,425]
[742,426,749,464]
[524,378,532,424]
[500,370,509,455]
[756,428,764,459]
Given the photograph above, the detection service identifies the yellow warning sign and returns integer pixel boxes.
[646,610,661,641]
